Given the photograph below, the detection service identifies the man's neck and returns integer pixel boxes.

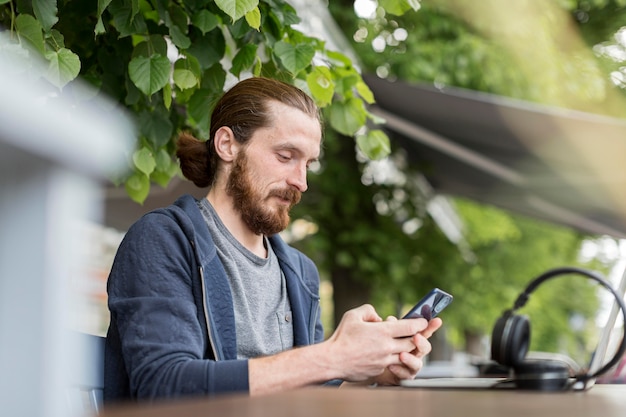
[205,190,267,258]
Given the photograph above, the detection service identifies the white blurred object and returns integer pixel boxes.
[0,35,134,417]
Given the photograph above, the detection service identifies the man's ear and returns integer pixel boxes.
[213,126,240,162]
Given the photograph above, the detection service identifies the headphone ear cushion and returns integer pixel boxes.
[491,313,530,367]
[513,360,570,391]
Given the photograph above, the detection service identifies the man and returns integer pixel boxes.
[104,77,442,403]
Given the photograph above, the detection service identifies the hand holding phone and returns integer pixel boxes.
[402,288,453,321]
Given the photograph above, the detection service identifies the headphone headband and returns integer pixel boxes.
[512,267,626,384]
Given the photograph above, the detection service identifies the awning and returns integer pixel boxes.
[363,74,626,239]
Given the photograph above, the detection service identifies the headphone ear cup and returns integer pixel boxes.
[513,360,570,391]
[491,313,530,367]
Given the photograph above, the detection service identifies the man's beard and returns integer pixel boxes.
[226,150,301,236]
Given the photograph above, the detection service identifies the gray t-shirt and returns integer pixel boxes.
[198,198,294,359]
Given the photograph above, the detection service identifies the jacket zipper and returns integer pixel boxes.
[312,298,320,342]
[199,265,219,360]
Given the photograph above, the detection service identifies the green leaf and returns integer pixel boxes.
[356,79,375,104]
[333,71,359,98]
[174,68,198,89]
[154,148,172,170]
[192,10,220,35]
[95,19,105,35]
[96,0,114,20]
[273,41,315,75]
[326,49,352,67]
[379,0,421,16]
[328,97,367,136]
[139,108,173,148]
[15,14,45,54]
[179,54,202,79]
[163,81,172,109]
[356,129,391,160]
[44,48,81,87]
[228,16,252,39]
[252,56,262,76]
[306,66,334,107]
[167,3,188,30]
[132,35,168,59]
[215,0,259,22]
[266,1,300,26]
[174,84,195,103]
[188,88,219,133]
[166,4,191,49]
[174,56,202,93]
[95,0,114,35]
[151,170,173,188]
[151,149,176,187]
[231,43,257,77]
[33,0,58,32]
[133,147,156,175]
[187,30,226,70]
[200,64,227,92]
[125,171,150,204]
[261,9,283,44]
[169,25,191,49]
[131,0,140,18]
[124,75,142,105]
[45,29,65,51]
[128,54,171,95]
[245,7,261,30]
[108,0,147,38]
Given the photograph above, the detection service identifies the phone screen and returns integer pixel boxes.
[402,288,453,320]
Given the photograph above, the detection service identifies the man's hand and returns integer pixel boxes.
[248,304,443,396]
[372,316,443,385]
[323,304,434,382]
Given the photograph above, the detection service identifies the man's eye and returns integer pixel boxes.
[277,153,291,161]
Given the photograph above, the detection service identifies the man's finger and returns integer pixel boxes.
[386,317,429,338]
[412,334,433,358]
[420,317,443,338]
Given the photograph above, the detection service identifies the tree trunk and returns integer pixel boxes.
[331,266,371,328]
[464,330,488,359]
[428,327,454,362]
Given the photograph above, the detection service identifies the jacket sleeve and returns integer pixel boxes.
[106,211,249,401]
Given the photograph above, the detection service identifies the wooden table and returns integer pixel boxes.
[101,384,625,417]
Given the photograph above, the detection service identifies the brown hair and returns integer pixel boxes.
[176,77,321,188]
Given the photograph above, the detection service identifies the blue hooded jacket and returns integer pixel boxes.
[104,194,324,403]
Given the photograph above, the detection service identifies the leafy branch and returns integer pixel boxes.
[0,0,419,203]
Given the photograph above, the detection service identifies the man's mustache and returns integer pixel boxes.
[269,188,301,206]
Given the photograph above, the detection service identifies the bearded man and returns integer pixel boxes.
[104,77,442,404]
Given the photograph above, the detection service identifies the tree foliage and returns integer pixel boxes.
[332,0,626,114]
[313,0,625,359]
[0,0,422,202]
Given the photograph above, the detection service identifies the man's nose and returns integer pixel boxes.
[287,163,308,192]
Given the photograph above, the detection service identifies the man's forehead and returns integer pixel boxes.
[254,102,322,154]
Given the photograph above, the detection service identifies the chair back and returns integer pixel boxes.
[66,332,105,415]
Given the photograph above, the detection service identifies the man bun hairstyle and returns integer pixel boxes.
[176,77,321,188]
[176,132,212,188]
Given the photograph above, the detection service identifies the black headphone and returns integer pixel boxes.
[491,267,626,391]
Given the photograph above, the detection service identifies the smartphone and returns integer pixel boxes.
[402,288,453,320]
